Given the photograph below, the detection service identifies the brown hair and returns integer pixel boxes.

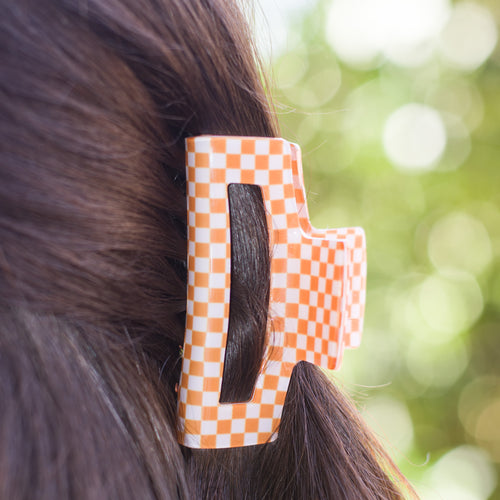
[0,0,416,498]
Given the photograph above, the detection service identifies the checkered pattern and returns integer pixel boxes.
[178,136,367,449]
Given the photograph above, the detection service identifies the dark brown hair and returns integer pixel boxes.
[0,0,416,498]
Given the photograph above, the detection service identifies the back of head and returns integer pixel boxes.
[0,0,413,498]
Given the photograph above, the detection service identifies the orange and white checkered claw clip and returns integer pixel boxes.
[178,136,367,449]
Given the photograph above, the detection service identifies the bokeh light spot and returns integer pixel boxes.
[438,2,498,71]
[363,396,414,453]
[326,0,451,68]
[418,271,483,339]
[427,212,492,275]
[406,338,469,389]
[420,445,497,500]
[383,103,446,171]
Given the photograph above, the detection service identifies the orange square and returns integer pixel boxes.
[255,155,269,170]
[211,228,227,243]
[286,213,298,228]
[187,388,203,406]
[217,419,232,434]
[232,404,247,419]
[270,199,285,214]
[195,152,209,167]
[185,420,201,436]
[195,242,210,258]
[269,140,283,154]
[269,169,283,185]
[210,288,225,303]
[195,183,210,198]
[205,348,221,362]
[299,289,310,304]
[211,168,227,183]
[210,198,226,213]
[231,434,245,447]
[241,139,255,154]
[190,361,204,377]
[211,258,227,273]
[264,375,279,390]
[201,435,217,448]
[286,303,299,318]
[212,137,227,153]
[287,273,300,288]
[195,213,210,228]
[193,301,208,317]
[207,317,224,333]
[245,418,259,433]
[192,331,207,347]
[205,376,221,392]
[202,406,219,421]
[300,260,311,274]
[260,404,274,419]
[226,154,241,168]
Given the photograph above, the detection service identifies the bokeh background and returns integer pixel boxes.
[252,0,500,498]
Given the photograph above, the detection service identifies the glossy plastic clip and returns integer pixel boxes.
[178,136,366,448]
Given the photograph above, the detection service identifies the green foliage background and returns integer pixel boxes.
[266,0,500,497]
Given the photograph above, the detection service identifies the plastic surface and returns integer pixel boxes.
[178,136,366,448]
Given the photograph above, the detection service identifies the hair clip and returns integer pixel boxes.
[177,136,366,449]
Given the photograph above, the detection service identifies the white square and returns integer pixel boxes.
[201,420,217,435]
[188,375,204,391]
[353,247,363,263]
[298,303,309,320]
[209,182,226,199]
[191,345,204,361]
[204,362,221,377]
[352,275,361,291]
[241,154,255,169]
[268,155,284,171]
[331,280,342,298]
[268,184,284,201]
[194,137,210,152]
[246,404,260,419]
[255,139,270,154]
[258,418,273,433]
[316,308,324,323]
[215,434,231,448]
[194,166,210,183]
[212,153,226,168]
[254,170,269,186]
[334,250,345,265]
[261,389,276,405]
[192,316,208,332]
[277,376,290,392]
[194,197,210,215]
[185,404,202,421]
[244,433,259,446]
[300,274,311,290]
[205,332,223,348]
[297,334,307,349]
[193,286,209,303]
[286,288,300,303]
[226,139,242,154]
[210,213,227,229]
[207,301,225,319]
[193,256,209,272]
[231,419,246,434]
[202,391,219,407]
